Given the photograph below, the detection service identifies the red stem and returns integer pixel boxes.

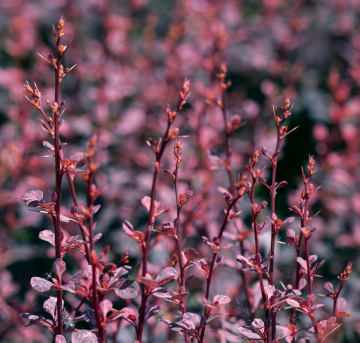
[269,125,282,340]
[86,155,106,343]
[66,173,91,264]
[173,163,188,343]
[174,165,186,294]
[250,179,271,343]
[53,40,64,336]
[136,121,173,342]
[199,196,240,343]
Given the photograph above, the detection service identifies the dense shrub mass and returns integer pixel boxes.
[0,1,359,342]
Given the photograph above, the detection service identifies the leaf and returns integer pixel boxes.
[336,298,347,311]
[19,313,49,328]
[55,335,66,343]
[30,277,57,293]
[123,221,145,243]
[52,259,66,280]
[141,196,152,212]
[155,267,179,287]
[100,299,113,318]
[286,299,300,308]
[43,141,55,152]
[280,217,295,230]
[70,152,84,162]
[76,158,86,169]
[238,326,262,340]
[71,330,97,343]
[146,305,161,321]
[94,233,102,241]
[184,248,199,264]
[252,318,264,329]
[276,181,288,189]
[39,230,55,246]
[92,205,101,214]
[115,280,140,299]
[43,297,60,320]
[324,282,334,293]
[23,190,44,207]
[114,266,132,280]
[296,257,308,272]
[151,287,172,299]
[60,214,76,223]
[236,255,253,267]
[309,255,318,264]
[213,295,231,305]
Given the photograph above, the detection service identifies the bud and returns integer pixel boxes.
[59,45,67,55]
[174,140,182,164]
[24,81,34,96]
[284,97,290,110]
[213,237,220,245]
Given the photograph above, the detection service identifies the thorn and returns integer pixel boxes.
[37,53,51,64]
[284,126,300,137]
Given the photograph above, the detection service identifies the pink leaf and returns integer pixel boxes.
[141,196,151,212]
[43,297,62,320]
[213,295,231,305]
[55,335,66,343]
[30,277,57,293]
[296,257,308,272]
[114,280,140,299]
[100,299,113,318]
[324,282,334,293]
[92,205,101,214]
[71,330,97,343]
[52,259,66,280]
[286,299,300,308]
[23,190,44,207]
[39,230,55,246]
[238,326,262,339]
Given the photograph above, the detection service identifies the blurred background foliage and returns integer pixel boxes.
[0,0,359,342]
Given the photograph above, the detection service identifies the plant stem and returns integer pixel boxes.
[66,173,91,264]
[250,180,271,343]
[136,81,189,342]
[199,196,240,343]
[269,125,282,340]
[86,154,106,343]
[269,125,282,286]
[136,123,170,342]
[54,41,64,337]
[174,164,186,294]
[173,162,188,343]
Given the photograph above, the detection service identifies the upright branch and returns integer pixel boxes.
[288,156,321,342]
[23,16,77,336]
[246,148,271,342]
[82,134,106,342]
[331,262,352,317]
[215,64,253,315]
[173,140,187,295]
[136,80,190,343]
[261,98,294,341]
[261,97,293,286]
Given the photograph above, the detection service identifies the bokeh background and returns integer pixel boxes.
[0,0,359,342]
